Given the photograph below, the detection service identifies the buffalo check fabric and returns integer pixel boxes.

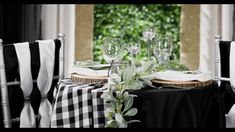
[50,79,106,128]
[91,88,107,128]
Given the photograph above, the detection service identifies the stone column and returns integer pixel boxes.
[75,4,94,61]
[180,4,200,70]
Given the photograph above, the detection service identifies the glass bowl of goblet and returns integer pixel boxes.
[102,38,124,76]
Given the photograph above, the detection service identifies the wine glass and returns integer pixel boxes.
[102,38,124,75]
[127,42,141,58]
[153,35,172,64]
[143,27,156,40]
[127,42,141,66]
[143,27,156,61]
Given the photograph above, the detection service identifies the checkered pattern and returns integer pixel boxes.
[91,88,107,128]
[50,79,106,128]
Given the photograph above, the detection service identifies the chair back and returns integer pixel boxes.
[214,36,235,128]
[0,33,65,128]
[214,36,231,82]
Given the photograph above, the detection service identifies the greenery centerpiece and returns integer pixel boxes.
[101,61,154,128]
[100,59,189,128]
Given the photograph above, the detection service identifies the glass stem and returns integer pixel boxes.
[132,53,137,58]
[108,60,114,77]
[148,39,151,61]
[131,55,136,68]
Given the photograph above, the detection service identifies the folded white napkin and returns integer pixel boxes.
[73,67,109,77]
[36,40,55,128]
[226,104,235,128]
[150,70,212,82]
[14,42,36,128]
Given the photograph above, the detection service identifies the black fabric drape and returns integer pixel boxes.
[20,5,42,42]
[129,83,225,128]
[0,4,42,44]
[0,4,22,43]
[3,44,23,127]
[219,41,235,114]
[0,4,42,127]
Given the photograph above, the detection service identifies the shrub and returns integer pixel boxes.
[94,4,181,63]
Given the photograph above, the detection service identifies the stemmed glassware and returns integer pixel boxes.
[153,35,172,65]
[143,27,156,61]
[127,42,141,66]
[101,32,173,76]
[102,38,124,76]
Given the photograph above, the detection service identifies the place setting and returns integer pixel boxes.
[70,27,213,89]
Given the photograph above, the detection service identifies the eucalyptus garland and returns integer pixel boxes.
[101,62,154,128]
[100,59,189,128]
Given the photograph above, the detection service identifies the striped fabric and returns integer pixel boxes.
[0,39,61,128]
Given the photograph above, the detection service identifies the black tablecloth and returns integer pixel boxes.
[129,82,226,128]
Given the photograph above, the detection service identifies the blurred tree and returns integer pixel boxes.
[94,4,181,63]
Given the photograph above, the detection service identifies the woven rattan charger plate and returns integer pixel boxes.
[151,79,213,89]
[71,73,213,88]
[71,73,108,84]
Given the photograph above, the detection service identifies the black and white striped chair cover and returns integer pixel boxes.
[214,36,235,128]
[0,33,65,128]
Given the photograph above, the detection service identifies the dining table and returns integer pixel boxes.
[49,78,226,128]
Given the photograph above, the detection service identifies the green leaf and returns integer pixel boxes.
[127,120,141,124]
[106,120,115,125]
[167,60,189,71]
[116,103,123,113]
[124,108,138,117]
[123,96,134,112]
[106,107,115,113]
[126,80,143,90]
[106,120,119,128]
[115,113,125,124]
[142,61,154,74]
[105,110,113,120]
[119,122,128,128]
[110,101,116,108]
[109,74,121,85]
[139,76,153,86]
[101,92,117,102]
[122,66,136,81]
[123,92,137,102]
[123,91,129,100]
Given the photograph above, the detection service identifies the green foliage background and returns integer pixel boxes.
[94,4,181,63]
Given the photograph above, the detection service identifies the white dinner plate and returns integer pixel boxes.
[150,70,212,82]
[84,64,111,70]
